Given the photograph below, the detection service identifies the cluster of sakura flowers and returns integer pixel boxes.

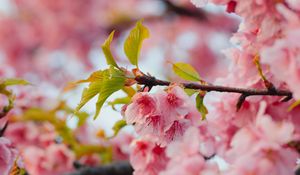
[1,0,300,175]
[0,62,133,175]
[124,86,201,146]
[123,0,300,175]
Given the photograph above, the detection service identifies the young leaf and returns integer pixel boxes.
[124,20,149,67]
[173,62,201,82]
[76,112,89,127]
[112,119,127,137]
[108,96,131,110]
[76,80,103,112]
[102,30,119,68]
[63,71,105,92]
[3,78,30,86]
[122,86,136,97]
[0,78,30,118]
[196,92,208,120]
[93,67,126,119]
[184,89,198,96]
[76,70,106,84]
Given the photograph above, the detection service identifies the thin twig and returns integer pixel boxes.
[134,75,292,98]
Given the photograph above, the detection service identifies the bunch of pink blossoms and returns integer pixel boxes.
[123,1,300,175]
[124,86,200,146]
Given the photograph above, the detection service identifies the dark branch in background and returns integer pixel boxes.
[0,122,8,137]
[161,0,207,21]
[296,167,300,175]
[66,161,133,175]
[106,0,208,33]
[135,74,293,110]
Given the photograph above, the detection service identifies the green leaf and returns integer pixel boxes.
[122,87,136,97]
[0,78,29,117]
[76,70,106,84]
[76,80,103,112]
[112,119,127,137]
[288,100,300,111]
[124,20,149,67]
[196,93,208,120]
[108,96,131,110]
[93,67,126,119]
[173,62,201,82]
[3,78,30,86]
[64,71,106,92]
[184,89,198,96]
[76,112,89,127]
[75,67,125,119]
[102,30,119,68]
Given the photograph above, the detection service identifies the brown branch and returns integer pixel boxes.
[135,75,292,98]
[161,0,207,21]
[66,161,133,175]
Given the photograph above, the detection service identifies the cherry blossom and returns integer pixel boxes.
[0,137,18,175]
[0,0,300,174]
[130,136,168,175]
[22,144,75,175]
[124,86,202,145]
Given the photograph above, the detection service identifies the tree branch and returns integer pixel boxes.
[161,0,207,21]
[135,75,293,98]
[66,161,133,175]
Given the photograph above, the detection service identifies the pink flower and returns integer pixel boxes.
[0,137,18,175]
[23,144,75,175]
[225,109,298,175]
[130,136,168,175]
[261,25,300,99]
[286,0,300,10]
[161,127,220,175]
[225,147,298,175]
[135,114,165,137]
[110,132,134,161]
[5,122,56,148]
[158,86,193,124]
[125,92,158,125]
[78,154,101,167]
[124,86,201,145]
[166,127,201,158]
[162,120,189,145]
[160,155,205,175]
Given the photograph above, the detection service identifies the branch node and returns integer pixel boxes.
[236,94,248,112]
[280,94,293,102]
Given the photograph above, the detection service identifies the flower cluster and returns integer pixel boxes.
[124,86,201,146]
[1,0,300,175]
[120,1,300,174]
